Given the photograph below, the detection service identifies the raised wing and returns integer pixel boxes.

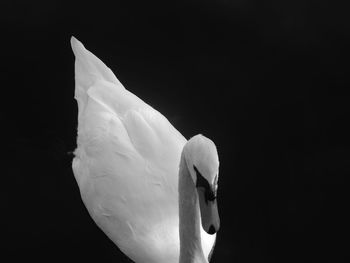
[71,37,185,262]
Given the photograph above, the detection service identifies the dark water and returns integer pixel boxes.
[1,1,348,262]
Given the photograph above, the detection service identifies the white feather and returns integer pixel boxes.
[71,37,216,263]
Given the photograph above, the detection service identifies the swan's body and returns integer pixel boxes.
[71,37,219,263]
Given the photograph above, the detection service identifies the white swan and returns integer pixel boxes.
[71,37,220,263]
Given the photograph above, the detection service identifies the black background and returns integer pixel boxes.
[1,1,348,262]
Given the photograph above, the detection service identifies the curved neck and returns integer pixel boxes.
[178,151,207,263]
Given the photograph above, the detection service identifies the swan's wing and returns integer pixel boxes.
[71,37,183,262]
[71,37,215,263]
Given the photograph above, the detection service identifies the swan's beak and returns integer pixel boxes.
[196,187,220,235]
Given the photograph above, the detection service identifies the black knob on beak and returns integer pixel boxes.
[208,225,216,235]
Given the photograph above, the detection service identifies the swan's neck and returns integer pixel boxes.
[178,152,207,263]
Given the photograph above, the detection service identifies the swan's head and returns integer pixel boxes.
[184,134,220,235]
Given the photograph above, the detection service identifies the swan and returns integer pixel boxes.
[71,37,220,263]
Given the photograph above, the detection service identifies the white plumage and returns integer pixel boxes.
[71,37,216,263]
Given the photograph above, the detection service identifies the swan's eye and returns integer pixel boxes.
[193,165,216,203]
